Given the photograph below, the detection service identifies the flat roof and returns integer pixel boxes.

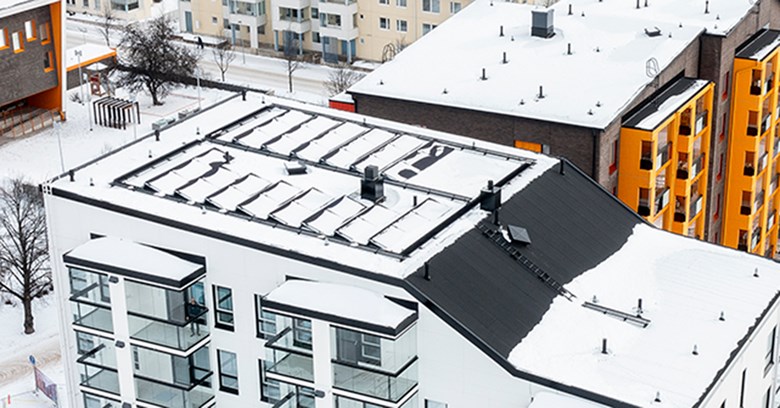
[0,0,59,18]
[622,77,710,130]
[349,0,754,129]
[48,93,557,279]
[64,237,205,288]
[509,223,780,407]
[263,280,416,336]
[66,44,116,72]
[735,29,780,61]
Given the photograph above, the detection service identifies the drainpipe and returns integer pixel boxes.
[591,128,600,180]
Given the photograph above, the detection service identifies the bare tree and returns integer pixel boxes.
[97,2,117,47]
[282,31,303,93]
[325,63,364,96]
[116,15,199,105]
[212,38,237,82]
[0,178,50,334]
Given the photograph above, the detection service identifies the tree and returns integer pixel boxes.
[97,2,117,47]
[0,178,50,334]
[116,16,199,105]
[282,31,303,93]
[325,63,364,96]
[212,38,237,82]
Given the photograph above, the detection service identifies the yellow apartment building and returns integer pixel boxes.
[722,30,780,256]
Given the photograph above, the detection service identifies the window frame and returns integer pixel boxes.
[421,0,439,12]
[44,51,54,72]
[217,349,239,395]
[449,1,461,13]
[0,28,8,50]
[39,22,50,44]
[359,333,381,366]
[259,360,281,403]
[765,326,776,375]
[255,295,277,339]
[293,318,313,349]
[379,17,390,30]
[213,285,235,331]
[24,20,37,41]
[425,400,448,408]
[12,31,24,53]
[395,0,407,6]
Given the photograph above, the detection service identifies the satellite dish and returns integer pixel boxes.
[646,57,659,78]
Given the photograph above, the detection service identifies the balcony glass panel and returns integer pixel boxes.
[69,268,111,307]
[79,363,119,395]
[76,332,117,369]
[265,315,313,354]
[332,359,417,402]
[266,349,314,382]
[135,376,213,408]
[71,301,113,333]
[128,313,208,351]
[331,326,417,374]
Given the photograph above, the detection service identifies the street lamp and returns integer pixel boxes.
[74,50,84,104]
[54,121,65,173]
[83,72,93,131]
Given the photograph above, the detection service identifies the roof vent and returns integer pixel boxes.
[285,161,307,175]
[507,225,531,245]
[361,165,385,203]
[480,180,501,212]
[531,9,555,38]
[644,26,662,37]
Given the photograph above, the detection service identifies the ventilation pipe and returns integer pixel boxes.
[361,165,385,202]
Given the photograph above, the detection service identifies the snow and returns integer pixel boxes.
[509,224,780,407]
[748,35,780,62]
[0,0,56,16]
[528,392,607,408]
[264,280,415,329]
[632,79,709,130]
[350,0,754,129]
[65,44,115,70]
[47,93,557,278]
[66,236,203,281]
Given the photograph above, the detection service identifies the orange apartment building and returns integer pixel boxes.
[0,0,66,137]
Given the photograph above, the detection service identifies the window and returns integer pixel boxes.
[514,140,548,153]
[312,31,320,43]
[95,0,100,10]
[422,0,439,12]
[217,350,239,394]
[24,21,36,41]
[714,193,721,221]
[212,16,218,24]
[765,326,776,375]
[379,17,389,30]
[213,285,234,330]
[39,23,50,44]
[720,112,727,140]
[379,0,389,4]
[44,51,53,72]
[721,71,729,101]
[76,332,95,354]
[311,7,319,18]
[422,23,437,35]
[739,368,746,407]
[716,152,724,181]
[450,1,461,13]
[255,296,277,338]
[396,0,406,6]
[397,19,407,32]
[83,0,89,7]
[0,29,7,49]
[426,401,447,408]
[259,360,280,403]
[132,346,140,370]
[293,318,312,348]
[609,139,618,174]
[360,333,381,365]
[12,31,23,53]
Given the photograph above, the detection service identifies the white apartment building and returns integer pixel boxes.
[45,92,780,408]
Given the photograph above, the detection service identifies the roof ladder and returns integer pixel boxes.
[477,223,576,301]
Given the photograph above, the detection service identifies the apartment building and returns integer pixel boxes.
[343,0,780,253]
[177,0,481,61]
[65,0,156,21]
[45,92,780,408]
[0,0,65,134]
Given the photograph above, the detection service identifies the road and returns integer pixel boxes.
[65,19,336,104]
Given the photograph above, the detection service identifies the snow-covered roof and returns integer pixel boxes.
[66,44,116,71]
[349,0,755,129]
[264,280,416,333]
[65,236,204,287]
[509,224,780,407]
[48,93,556,279]
[623,78,710,131]
[735,29,780,61]
[528,392,607,408]
[0,0,58,17]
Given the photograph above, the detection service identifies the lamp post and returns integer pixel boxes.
[130,92,138,140]
[54,121,65,173]
[75,50,84,104]
[84,72,93,131]
[196,67,202,110]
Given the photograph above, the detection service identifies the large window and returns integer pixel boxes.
[24,20,36,40]
[218,350,239,394]
[213,285,234,330]
[255,295,277,338]
[293,318,312,348]
[422,0,439,13]
[360,334,381,365]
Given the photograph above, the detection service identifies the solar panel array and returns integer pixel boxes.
[120,105,532,256]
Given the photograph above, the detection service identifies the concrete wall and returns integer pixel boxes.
[0,5,59,108]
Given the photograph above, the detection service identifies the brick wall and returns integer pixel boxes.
[0,5,58,108]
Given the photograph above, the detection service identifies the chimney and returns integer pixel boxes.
[531,9,555,38]
[480,180,501,212]
[601,338,608,354]
[361,165,385,202]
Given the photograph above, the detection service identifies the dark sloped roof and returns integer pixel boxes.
[405,160,642,358]
[622,77,708,130]
[735,29,780,60]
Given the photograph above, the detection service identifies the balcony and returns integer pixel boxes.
[674,201,686,223]
[71,302,113,333]
[677,155,704,180]
[265,326,314,382]
[640,155,653,170]
[128,311,208,351]
[655,188,670,213]
[690,195,703,218]
[745,161,756,177]
[655,148,669,171]
[751,228,761,251]
[769,211,776,230]
[695,110,708,135]
[135,375,214,408]
[748,125,759,137]
[638,198,651,216]
[755,190,765,211]
[332,360,418,403]
[79,363,119,395]
[761,115,771,136]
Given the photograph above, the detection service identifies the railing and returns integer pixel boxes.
[135,373,214,408]
[71,301,114,333]
[689,195,703,218]
[745,162,756,177]
[761,115,771,135]
[748,124,759,137]
[758,153,769,174]
[674,202,686,223]
[679,123,692,136]
[655,148,669,171]
[755,190,765,211]
[127,310,209,351]
[765,75,774,94]
[655,188,669,213]
[267,350,314,382]
[695,110,708,135]
[741,200,753,216]
[751,228,761,250]
[320,0,357,4]
[640,155,653,170]
[638,198,651,216]
[79,363,120,395]
[769,211,776,230]
[678,155,704,180]
[771,175,779,196]
[332,359,417,402]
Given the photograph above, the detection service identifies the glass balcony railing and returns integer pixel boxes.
[135,374,214,408]
[266,350,314,382]
[128,311,208,351]
[689,195,703,218]
[695,110,708,135]
[79,363,120,395]
[332,359,418,402]
[71,301,113,333]
[638,198,651,216]
[655,188,670,213]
